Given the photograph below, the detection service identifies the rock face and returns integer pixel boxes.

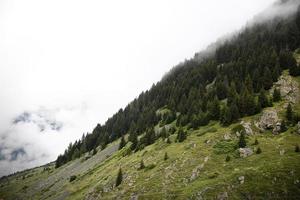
[273,122,282,135]
[297,122,300,134]
[258,109,279,130]
[217,192,228,200]
[272,74,300,104]
[241,121,253,135]
[239,148,253,158]
[238,176,245,184]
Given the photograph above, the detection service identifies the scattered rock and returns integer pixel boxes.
[258,109,279,130]
[297,122,300,134]
[238,176,245,184]
[190,164,204,181]
[217,192,228,200]
[204,156,209,163]
[280,149,285,156]
[205,139,211,144]
[272,74,300,104]
[224,133,231,140]
[272,122,282,135]
[239,148,253,158]
[130,193,138,200]
[241,121,253,135]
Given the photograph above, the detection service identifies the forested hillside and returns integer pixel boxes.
[55,1,300,168]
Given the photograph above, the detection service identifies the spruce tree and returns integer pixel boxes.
[256,147,262,154]
[229,102,240,122]
[129,132,138,151]
[254,139,259,145]
[259,89,269,108]
[139,159,145,169]
[225,155,231,162]
[295,145,300,153]
[177,128,186,142]
[115,168,123,187]
[273,88,281,102]
[161,127,167,139]
[263,67,273,90]
[238,132,246,148]
[119,136,126,150]
[286,103,293,122]
[92,147,97,155]
[164,152,169,160]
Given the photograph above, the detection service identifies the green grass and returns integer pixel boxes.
[1,74,300,200]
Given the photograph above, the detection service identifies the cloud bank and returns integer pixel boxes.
[0,0,279,177]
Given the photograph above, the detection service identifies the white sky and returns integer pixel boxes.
[0,0,276,176]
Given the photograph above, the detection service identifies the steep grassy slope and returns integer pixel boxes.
[1,71,300,199]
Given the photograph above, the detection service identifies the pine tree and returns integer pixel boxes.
[176,128,186,142]
[225,155,231,162]
[92,147,97,155]
[208,97,220,120]
[263,67,273,90]
[259,89,269,108]
[115,168,123,187]
[119,136,126,150]
[254,139,259,145]
[295,145,300,152]
[280,120,287,132]
[256,147,262,154]
[161,127,167,139]
[129,132,138,151]
[273,88,281,102]
[221,105,232,126]
[164,152,169,160]
[139,159,145,169]
[238,132,246,148]
[286,103,293,122]
[229,102,240,122]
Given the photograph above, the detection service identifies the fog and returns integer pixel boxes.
[0,0,280,177]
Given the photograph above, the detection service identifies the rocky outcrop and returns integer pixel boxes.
[297,122,300,134]
[239,148,253,158]
[258,109,279,130]
[238,176,245,184]
[241,121,253,135]
[272,74,300,105]
[273,122,282,135]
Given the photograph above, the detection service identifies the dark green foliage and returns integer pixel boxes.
[259,89,269,108]
[166,137,171,144]
[164,152,169,160]
[295,145,300,153]
[92,148,97,155]
[119,136,126,150]
[238,133,246,148]
[280,120,287,132]
[256,147,262,154]
[225,155,231,162]
[176,128,187,142]
[69,175,77,182]
[286,103,293,122]
[273,88,281,102]
[115,168,123,187]
[160,127,167,139]
[254,139,259,145]
[129,132,138,151]
[207,97,220,120]
[56,7,300,167]
[139,160,145,169]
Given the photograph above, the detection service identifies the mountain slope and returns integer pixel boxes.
[1,71,300,199]
[1,0,300,199]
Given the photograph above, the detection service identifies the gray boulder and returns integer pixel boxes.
[258,109,279,130]
[241,121,253,135]
[239,148,253,158]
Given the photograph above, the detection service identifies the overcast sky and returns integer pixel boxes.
[0,0,278,176]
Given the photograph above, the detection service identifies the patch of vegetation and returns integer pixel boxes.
[213,140,237,154]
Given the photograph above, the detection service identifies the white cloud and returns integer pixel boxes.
[0,0,280,176]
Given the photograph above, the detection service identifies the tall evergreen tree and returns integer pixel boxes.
[259,89,269,108]
[286,103,293,122]
[119,136,126,150]
[115,168,123,187]
[273,88,281,102]
[176,128,187,142]
[238,132,247,148]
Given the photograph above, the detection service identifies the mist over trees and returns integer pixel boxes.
[56,3,300,168]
